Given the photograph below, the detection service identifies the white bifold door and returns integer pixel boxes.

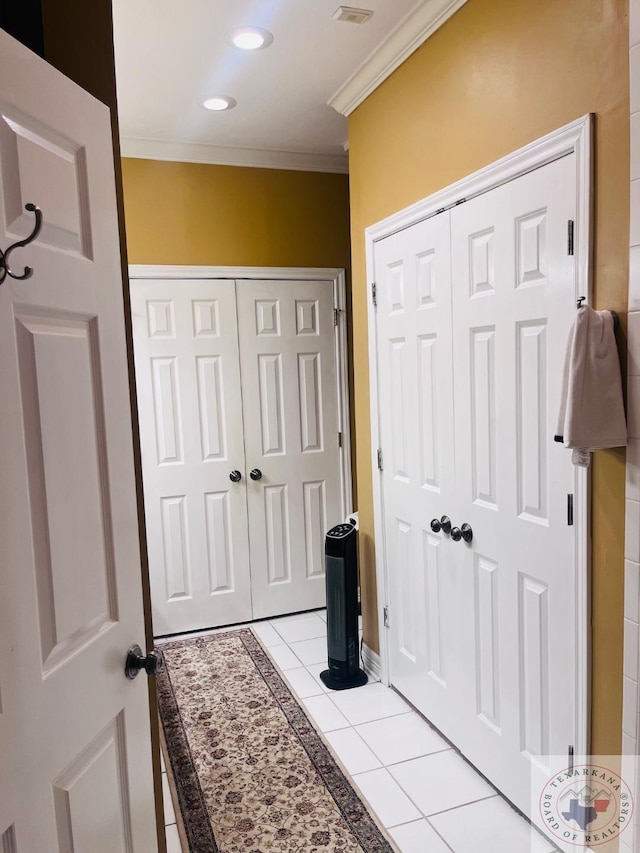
[131,277,344,635]
[374,154,581,825]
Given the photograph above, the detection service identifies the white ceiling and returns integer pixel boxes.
[112,0,463,172]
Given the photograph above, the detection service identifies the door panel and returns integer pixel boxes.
[237,279,342,619]
[131,279,252,635]
[450,154,577,814]
[0,30,155,851]
[374,213,456,711]
[376,154,578,826]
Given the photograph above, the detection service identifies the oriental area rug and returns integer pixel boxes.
[156,629,394,853]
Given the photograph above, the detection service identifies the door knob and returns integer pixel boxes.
[440,515,452,535]
[125,645,164,680]
[430,518,441,533]
[229,470,242,482]
[250,468,263,481]
[461,523,473,543]
[451,527,462,541]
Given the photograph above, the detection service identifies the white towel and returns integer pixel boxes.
[555,306,627,459]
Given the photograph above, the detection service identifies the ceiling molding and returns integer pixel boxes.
[328,0,469,117]
[120,137,349,174]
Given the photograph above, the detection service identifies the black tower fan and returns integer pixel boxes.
[320,523,368,690]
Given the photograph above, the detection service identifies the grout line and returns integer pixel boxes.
[376,746,453,769]
[388,817,456,853]
[325,702,414,726]
[422,793,498,819]
[422,816,457,852]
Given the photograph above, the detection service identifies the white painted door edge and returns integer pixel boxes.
[365,114,593,761]
[128,264,354,523]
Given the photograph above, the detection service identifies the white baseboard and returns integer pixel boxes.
[362,642,382,682]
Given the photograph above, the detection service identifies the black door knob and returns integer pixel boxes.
[125,645,164,680]
[250,469,263,481]
[440,515,452,535]
[229,470,242,482]
[461,523,473,543]
[430,518,441,533]
[450,527,462,542]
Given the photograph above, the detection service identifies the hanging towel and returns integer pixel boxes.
[555,305,627,458]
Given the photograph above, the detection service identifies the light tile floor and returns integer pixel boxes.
[160,609,558,853]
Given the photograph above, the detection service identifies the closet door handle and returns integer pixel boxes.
[451,523,473,543]
[229,470,242,482]
[250,468,263,481]
[430,518,441,533]
[440,515,452,535]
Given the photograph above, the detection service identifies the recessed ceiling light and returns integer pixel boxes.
[202,96,237,111]
[227,27,274,51]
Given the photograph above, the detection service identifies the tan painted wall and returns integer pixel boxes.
[349,0,629,755]
[121,159,351,271]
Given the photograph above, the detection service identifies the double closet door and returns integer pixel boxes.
[131,277,343,636]
[374,154,581,823]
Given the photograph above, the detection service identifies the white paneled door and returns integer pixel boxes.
[237,280,342,619]
[131,279,252,635]
[375,154,578,823]
[131,276,344,633]
[374,213,456,706]
[0,32,156,852]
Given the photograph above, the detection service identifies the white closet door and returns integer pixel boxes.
[376,154,579,827]
[373,215,457,714]
[449,154,577,817]
[131,279,252,635]
[237,279,342,619]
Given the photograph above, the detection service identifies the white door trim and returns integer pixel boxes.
[129,264,353,520]
[365,114,593,760]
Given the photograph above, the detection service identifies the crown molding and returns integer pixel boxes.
[328,0,469,117]
[120,136,349,174]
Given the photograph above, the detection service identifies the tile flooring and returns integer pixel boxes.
[160,609,558,853]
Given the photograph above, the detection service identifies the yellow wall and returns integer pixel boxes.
[122,159,351,270]
[349,0,629,755]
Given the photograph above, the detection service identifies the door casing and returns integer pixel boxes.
[129,263,354,560]
[365,114,593,760]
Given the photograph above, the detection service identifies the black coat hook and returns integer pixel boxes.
[0,203,43,286]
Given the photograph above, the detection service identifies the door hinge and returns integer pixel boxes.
[568,220,575,256]
[371,282,377,307]
[377,448,383,471]
[567,494,574,526]
[383,606,390,628]
[334,307,340,326]
[337,431,343,448]
[568,744,574,773]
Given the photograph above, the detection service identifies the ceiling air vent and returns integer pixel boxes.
[332,6,374,25]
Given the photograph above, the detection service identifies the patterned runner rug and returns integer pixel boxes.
[157,629,395,853]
